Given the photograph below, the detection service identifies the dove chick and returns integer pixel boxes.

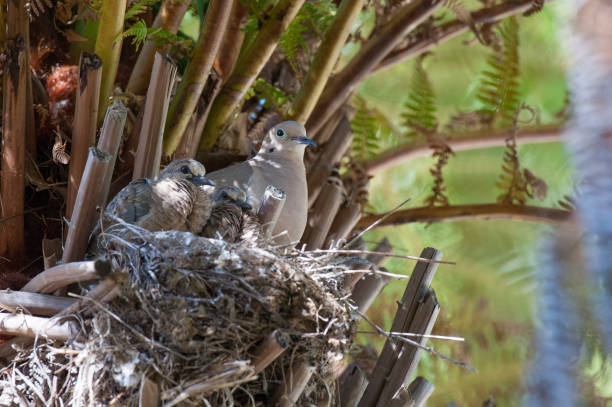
[200,185,261,244]
[205,121,315,244]
[104,158,216,233]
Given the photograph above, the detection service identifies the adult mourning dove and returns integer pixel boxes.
[104,158,216,233]
[200,185,261,244]
[205,121,315,243]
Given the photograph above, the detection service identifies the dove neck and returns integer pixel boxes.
[255,148,305,165]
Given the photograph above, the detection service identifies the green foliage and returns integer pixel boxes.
[351,94,381,162]
[121,19,193,52]
[476,17,521,128]
[401,56,437,139]
[279,0,336,76]
[124,0,159,20]
[245,78,291,115]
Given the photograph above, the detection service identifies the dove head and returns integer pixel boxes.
[158,158,216,188]
[258,121,316,159]
[213,185,252,210]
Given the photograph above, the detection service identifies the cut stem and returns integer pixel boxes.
[0,313,78,341]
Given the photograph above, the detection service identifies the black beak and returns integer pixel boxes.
[192,176,216,187]
[292,136,316,147]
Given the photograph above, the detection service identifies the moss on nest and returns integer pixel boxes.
[0,223,356,406]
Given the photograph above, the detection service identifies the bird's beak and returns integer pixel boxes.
[292,136,316,147]
[192,176,216,187]
[237,200,252,210]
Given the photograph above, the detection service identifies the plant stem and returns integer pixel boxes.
[214,0,248,83]
[289,0,365,124]
[198,0,306,152]
[94,0,127,124]
[305,0,444,136]
[0,0,29,263]
[357,203,572,229]
[162,0,234,156]
[126,0,190,95]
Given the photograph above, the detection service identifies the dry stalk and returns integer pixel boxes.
[97,99,128,205]
[0,313,78,341]
[366,238,393,267]
[66,52,103,219]
[307,116,354,207]
[62,148,112,263]
[301,175,345,250]
[324,202,362,248]
[0,291,77,316]
[377,291,439,406]
[405,377,434,407]
[350,272,391,313]
[21,259,111,294]
[257,185,287,241]
[127,0,189,95]
[0,0,29,262]
[271,360,316,407]
[387,387,413,407]
[59,275,125,316]
[338,363,368,407]
[133,53,177,179]
[213,0,248,82]
[139,377,161,407]
[251,329,290,375]
[358,248,442,407]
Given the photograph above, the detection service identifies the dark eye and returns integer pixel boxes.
[221,191,228,199]
[180,165,191,175]
[276,129,286,138]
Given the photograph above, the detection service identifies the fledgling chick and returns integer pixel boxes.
[104,158,216,233]
[200,185,261,244]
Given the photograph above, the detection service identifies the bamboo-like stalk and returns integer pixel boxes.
[214,0,248,82]
[387,387,412,407]
[324,202,362,248]
[350,272,391,313]
[126,0,189,95]
[289,0,365,124]
[356,203,572,229]
[66,52,103,219]
[139,377,161,407]
[163,0,234,155]
[301,176,345,250]
[271,360,316,407]
[198,0,306,151]
[403,377,434,407]
[251,329,290,374]
[257,185,287,240]
[307,116,353,206]
[338,363,369,407]
[367,238,393,267]
[94,0,127,123]
[22,260,111,294]
[312,105,348,144]
[0,313,79,341]
[306,0,444,135]
[0,291,77,316]
[0,0,29,262]
[377,292,439,406]
[134,54,177,179]
[358,248,442,407]
[62,148,112,263]
[97,99,128,205]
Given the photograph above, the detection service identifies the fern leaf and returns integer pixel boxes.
[247,78,291,115]
[401,56,437,139]
[351,95,381,163]
[125,0,159,20]
[475,17,521,128]
[120,20,192,53]
[121,19,149,50]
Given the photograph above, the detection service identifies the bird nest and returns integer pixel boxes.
[0,222,356,406]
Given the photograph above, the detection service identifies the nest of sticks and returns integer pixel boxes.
[0,221,356,406]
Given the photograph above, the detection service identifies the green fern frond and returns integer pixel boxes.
[476,17,521,128]
[279,0,336,76]
[401,56,437,139]
[121,20,193,52]
[351,95,381,162]
[246,78,291,115]
[125,0,159,20]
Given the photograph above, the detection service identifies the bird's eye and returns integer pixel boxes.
[221,191,228,199]
[276,129,286,138]
[180,165,191,175]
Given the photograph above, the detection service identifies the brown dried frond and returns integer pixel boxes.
[523,168,547,200]
[558,195,575,211]
[25,0,52,19]
[523,0,545,16]
[425,132,454,207]
[52,129,70,165]
[343,157,371,208]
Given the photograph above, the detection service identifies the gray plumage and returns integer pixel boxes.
[205,121,315,243]
[200,186,261,244]
[104,158,215,233]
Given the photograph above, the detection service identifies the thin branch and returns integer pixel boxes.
[356,203,572,229]
[305,0,444,135]
[311,249,455,265]
[375,0,547,74]
[198,0,306,151]
[288,0,366,124]
[0,290,77,316]
[365,125,562,174]
[21,260,111,294]
[163,0,233,155]
[0,313,78,341]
